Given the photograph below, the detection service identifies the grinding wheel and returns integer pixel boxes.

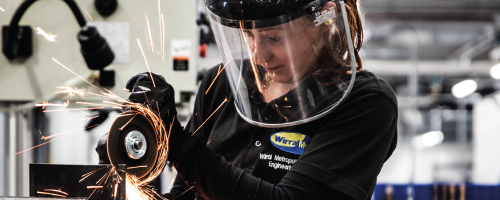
[107,111,158,178]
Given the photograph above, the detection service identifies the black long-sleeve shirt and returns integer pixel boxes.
[163,67,398,200]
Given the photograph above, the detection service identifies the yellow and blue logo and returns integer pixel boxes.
[270,131,311,155]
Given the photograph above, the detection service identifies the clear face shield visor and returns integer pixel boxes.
[209,0,358,128]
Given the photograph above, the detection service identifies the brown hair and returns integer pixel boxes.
[312,0,364,84]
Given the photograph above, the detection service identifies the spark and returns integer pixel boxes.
[158,0,162,56]
[41,125,98,140]
[76,101,109,107]
[127,165,148,170]
[171,185,195,200]
[42,107,105,113]
[144,23,151,51]
[207,140,211,144]
[35,101,68,109]
[192,98,228,136]
[87,186,103,189]
[16,124,98,155]
[37,191,66,198]
[168,116,175,138]
[43,189,68,196]
[52,58,105,93]
[145,12,154,52]
[83,8,93,20]
[0,7,5,12]
[36,27,58,42]
[80,115,99,122]
[162,14,165,62]
[205,60,231,94]
[119,113,138,130]
[78,111,91,115]
[137,39,156,87]
[79,167,106,182]
[56,86,86,98]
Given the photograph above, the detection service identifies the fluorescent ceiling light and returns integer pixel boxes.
[412,131,444,149]
[452,79,478,98]
[491,63,500,79]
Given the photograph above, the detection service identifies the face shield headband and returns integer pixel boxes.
[209,0,358,128]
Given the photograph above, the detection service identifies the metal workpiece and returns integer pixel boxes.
[29,164,126,200]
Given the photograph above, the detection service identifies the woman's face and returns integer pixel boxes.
[244,17,325,85]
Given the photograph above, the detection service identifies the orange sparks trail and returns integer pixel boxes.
[52,58,105,93]
[161,14,165,62]
[36,27,58,42]
[87,186,103,189]
[43,189,69,196]
[16,124,98,155]
[127,165,148,170]
[0,7,5,12]
[145,12,154,52]
[35,101,68,109]
[37,191,66,198]
[80,167,106,182]
[171,185,195,200]
[84,8,93,20]
[205,60,231,94]
[137,39,156,87]
[119,113,138,130]
[192,98,228,136]
[42,107,105,113]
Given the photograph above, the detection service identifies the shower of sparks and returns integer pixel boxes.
[36,27,58,42]
[86,167,123,200]
[36,191,66,198]
[205,60,231,94]
[56,86,86,98]
[84,8,93,20]
[192,98,228,136]
[15,124,98,155]
[0,7,5,12]
[145,12,154,53]
[43,189,68,196]
[41,55,172,199]
[137,39,156,87]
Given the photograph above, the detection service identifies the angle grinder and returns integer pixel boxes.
[96,111,159,179]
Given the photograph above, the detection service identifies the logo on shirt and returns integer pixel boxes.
[270,132,311,155]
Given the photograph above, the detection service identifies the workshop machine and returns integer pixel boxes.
[0,0,199,198]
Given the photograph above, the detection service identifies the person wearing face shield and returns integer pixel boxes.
[125,0,398,199]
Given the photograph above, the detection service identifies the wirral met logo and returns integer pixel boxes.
[270,131,311,155]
